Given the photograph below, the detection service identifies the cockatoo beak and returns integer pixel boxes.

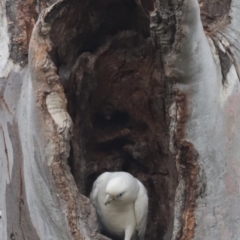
[104,194,113,205]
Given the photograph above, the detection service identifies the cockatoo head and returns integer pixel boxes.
[104,174,139,205]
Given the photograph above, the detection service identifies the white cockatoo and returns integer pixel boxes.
[90,172,148,240]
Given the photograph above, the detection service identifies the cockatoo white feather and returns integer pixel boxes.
[90,172,148,240]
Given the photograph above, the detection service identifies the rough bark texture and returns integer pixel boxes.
[1,0,240,240]
[55,1,178,238]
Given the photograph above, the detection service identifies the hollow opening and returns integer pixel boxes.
[49,0,178,239]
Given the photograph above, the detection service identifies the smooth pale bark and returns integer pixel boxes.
[0,0,240,240]
[162,1,240,239]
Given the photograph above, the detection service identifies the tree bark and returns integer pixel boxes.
[0,0,240,240]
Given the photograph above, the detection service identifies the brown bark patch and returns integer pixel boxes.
[199,0,232,33]
[6,0,38,65]
[52,153,84,240]
[173,90,200,240]
[174,90,188,146]
[176,141,199,240]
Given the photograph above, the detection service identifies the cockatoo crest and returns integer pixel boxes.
[90,172,148,240]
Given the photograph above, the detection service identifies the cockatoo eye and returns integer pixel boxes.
[117,193,124,198]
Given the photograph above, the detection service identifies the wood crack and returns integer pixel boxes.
[0,97,11,114]
[19,148,26,240]
[1,128,10,180]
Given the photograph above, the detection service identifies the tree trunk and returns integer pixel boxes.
[0,0,239,240]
